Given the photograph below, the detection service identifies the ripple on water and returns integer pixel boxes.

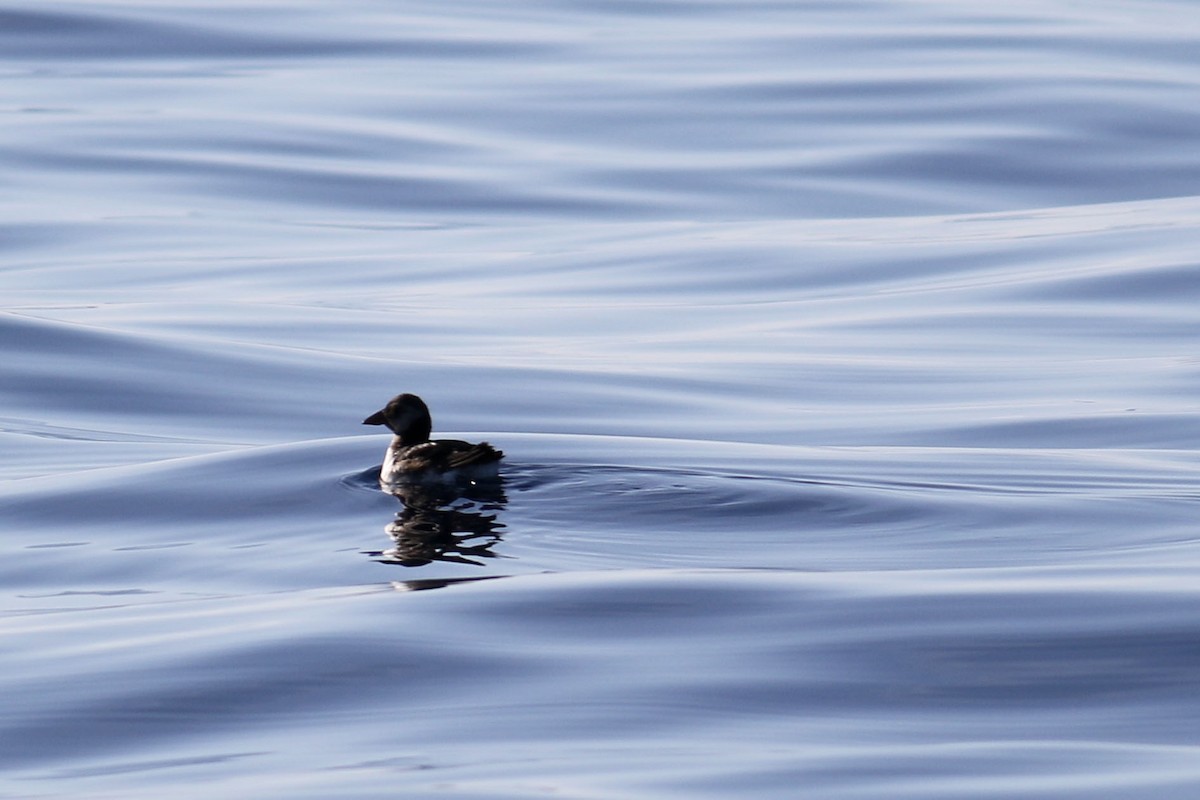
[5,433,1200,606]
[5,0,1200,795]
[5,567,1200,797]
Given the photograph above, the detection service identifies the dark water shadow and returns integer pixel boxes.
[389,574,510,592]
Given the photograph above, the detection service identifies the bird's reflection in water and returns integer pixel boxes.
[368,479,508,567]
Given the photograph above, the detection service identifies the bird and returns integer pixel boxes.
[362,393,503,485]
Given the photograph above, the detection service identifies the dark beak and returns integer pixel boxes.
[363,409,387,426]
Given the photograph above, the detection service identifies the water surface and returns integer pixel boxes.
[4,1,1200,797]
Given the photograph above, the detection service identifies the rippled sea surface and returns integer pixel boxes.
[5,2,1200,797]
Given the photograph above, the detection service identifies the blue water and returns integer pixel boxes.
[5,1,1200,797]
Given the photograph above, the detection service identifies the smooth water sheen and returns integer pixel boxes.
[4,1,1200,797]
